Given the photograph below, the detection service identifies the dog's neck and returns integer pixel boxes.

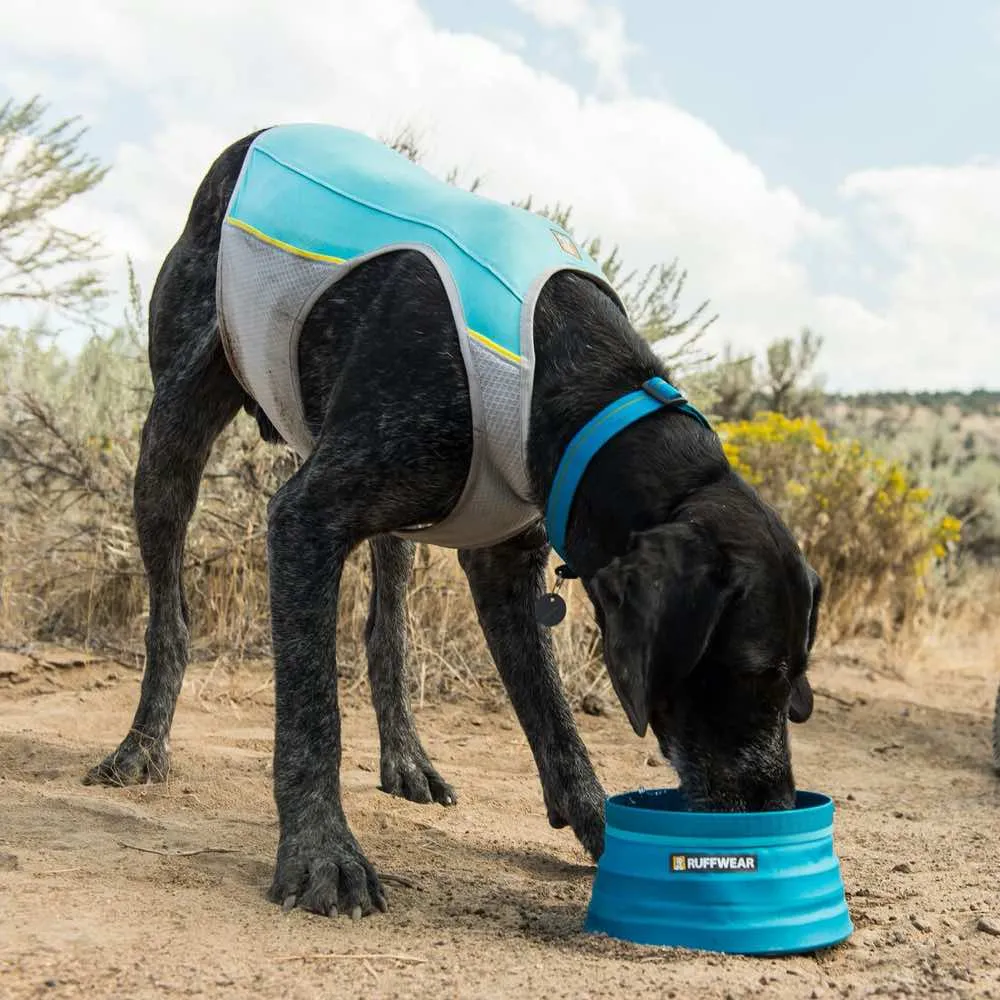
[550,411,724,577]
[528,273,727,579]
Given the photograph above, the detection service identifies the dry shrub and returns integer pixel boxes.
[719,411,962,641]
[0,325,610,703]
[2,327,971,699]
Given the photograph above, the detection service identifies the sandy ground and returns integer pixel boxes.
[2,626,1000,1000]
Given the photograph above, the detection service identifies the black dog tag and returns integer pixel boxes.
[534,563,577,627]
[534,593,567,627]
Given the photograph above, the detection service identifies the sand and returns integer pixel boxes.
[2,628,999,999]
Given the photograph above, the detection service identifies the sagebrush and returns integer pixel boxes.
[718,411,961,640]
[0,326,967,701]
[0,313,612,701]
[0,98,989,709]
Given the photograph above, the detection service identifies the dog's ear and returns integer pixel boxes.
[788,674,814,724]
[788,563,821,725]
[589,522,727,738]
[805,563,823,653]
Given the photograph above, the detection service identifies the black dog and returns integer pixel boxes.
[86,126,821,920]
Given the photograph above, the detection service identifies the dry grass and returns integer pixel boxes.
[0,327,992,705]
[0,341,610,702]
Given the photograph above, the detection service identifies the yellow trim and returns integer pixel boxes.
[225,221,521,364]
[225,216,346,264]
[468,327,521,363]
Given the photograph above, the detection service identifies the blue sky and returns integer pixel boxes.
[1,0,998,390]
[429,1,1000,206]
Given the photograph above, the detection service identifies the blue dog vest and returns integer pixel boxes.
[217,123,624,549]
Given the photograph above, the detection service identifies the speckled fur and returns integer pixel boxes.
[86,127,822,920]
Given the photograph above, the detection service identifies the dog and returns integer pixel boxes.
[86,123,822,920]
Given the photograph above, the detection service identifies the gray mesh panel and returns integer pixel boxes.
[396,336,539,548]
[396,452,539,549]
[218,224,341,457]
[469,338,531,500]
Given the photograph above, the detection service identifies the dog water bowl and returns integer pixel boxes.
[584,789,853,955]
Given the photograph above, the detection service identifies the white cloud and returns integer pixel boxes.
[511,0,636,96]
[0,0,996,391]
[822,163,1000,389]
[485,27,528,52]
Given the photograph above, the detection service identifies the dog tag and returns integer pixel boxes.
[534,593,567,627]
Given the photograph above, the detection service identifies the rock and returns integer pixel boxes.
[39,648,99,668]
[0,853,19,871]
[0,651,31,679]
[892,861,914,873]
[645,753,664,767]
[910,914,932,932]
[580,693,605,717]
[977,917,1000,937]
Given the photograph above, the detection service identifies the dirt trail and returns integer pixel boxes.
[2,629,999,999]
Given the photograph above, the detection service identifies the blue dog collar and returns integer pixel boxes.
[544,377,711,564]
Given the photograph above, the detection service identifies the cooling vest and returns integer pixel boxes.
[217,123,623,548]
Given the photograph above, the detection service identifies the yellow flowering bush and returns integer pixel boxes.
[718,412,961,639]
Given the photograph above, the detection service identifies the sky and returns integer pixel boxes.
[2,0,998,392]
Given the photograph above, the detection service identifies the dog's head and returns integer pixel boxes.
[585,478,820,812]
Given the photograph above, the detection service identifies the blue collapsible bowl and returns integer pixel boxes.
[584,789,853,955]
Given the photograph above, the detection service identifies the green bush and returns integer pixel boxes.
[718,411,961,639]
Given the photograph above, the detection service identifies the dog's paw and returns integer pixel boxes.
[379,748,457,806]
[544,776,606,862]
[83,734,169,786]
[573,799,606,862]
[268,826,388,919]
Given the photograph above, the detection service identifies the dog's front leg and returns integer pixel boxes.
[459,531,606,861]
[264,475,387,919]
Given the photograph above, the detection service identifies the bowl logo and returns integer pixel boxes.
[670,853,759,873]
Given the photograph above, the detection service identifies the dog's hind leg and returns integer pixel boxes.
[366,535,456,805]
[85,330,244,786]
[86,132,261,786]
[459,529,606,861]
